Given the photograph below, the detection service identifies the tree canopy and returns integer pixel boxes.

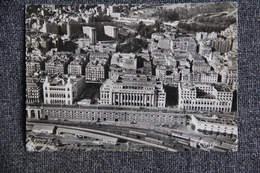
[116,37,148,53]
[152,9,179,22]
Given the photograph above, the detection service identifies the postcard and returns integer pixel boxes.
[25,2,238,151]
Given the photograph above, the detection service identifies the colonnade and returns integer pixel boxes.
[111,92,155,107]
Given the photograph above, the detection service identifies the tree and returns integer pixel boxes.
[154,20,162,32]
[116,37,147,53]
[154,9,179,22]
[70,31,85,40]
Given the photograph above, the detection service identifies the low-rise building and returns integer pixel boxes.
[98,41,117,53]
[32,124,57,134]
[78,38,91,48]
[89,52,109,61]
[151,33,164,41]
[190,115,237,136]
[200,71,218,83]
[158,38,171,50]
[190,71,218,83]
[40,105,187,126]
[192,54,211,73]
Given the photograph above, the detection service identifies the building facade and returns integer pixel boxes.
[78,38,91,48]
[104,25,118,39]
[26,77,43,104]
[43,74,85,105]
[82,26,97,45]
[170,37,197,53]
[26,60,43,76]
[178,82,233,112]
[67,55,87,75]
[85,62,106,81]
[190,115,237,136]
[45,54,70,75]
[89,52,109,61]
[85,52,109,81]
[100,75,166,108]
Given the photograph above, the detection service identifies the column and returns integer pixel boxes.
[151,94,154,107]
[139,94,141,106]
[35,110,38,119]
[27,109,31,118]
[117,93,119,105]
[112,93,115,105]
[135,94,138,106]
[144,94,147,107]
[130,93,132,106]
[123,93,126,105]
[128,93,130,106]
[130,94,134,106]
[120,93,122,105]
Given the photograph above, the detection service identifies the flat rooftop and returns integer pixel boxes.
[214,84,231,92]
[111,53,137,70]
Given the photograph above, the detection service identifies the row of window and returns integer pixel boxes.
[200,124,235,130]
[45,100,71,104]
[114,93,153,101]
[182,106,231,112]
[43,109,185,119]
[45,87,67,91]
[47,114,185,124]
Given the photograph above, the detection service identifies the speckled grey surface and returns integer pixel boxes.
[0,0,259,172]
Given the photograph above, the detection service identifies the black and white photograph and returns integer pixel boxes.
[25,2,238,152]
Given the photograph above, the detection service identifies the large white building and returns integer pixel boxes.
[43,74,85,105]
[178,82,233,112]
[104,25,118,39]
[100,74,166,108]
[82,26,97,45]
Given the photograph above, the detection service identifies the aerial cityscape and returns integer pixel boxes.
[25,3,238,151]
